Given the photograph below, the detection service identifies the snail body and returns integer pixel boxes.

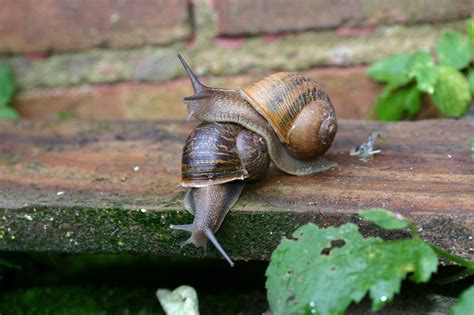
[171,55,337,266]
[170,181,244,267]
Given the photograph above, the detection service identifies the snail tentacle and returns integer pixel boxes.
[204,228,234,267]
[178,54,204,94]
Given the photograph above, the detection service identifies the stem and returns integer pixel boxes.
[432,268,474,285]
[431,245,474,269]
[408,222,474,269]
[407,222,421,240]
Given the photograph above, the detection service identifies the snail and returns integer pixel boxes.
[171,122,270,266]
[170,55,338,266]
[177,54,338,175]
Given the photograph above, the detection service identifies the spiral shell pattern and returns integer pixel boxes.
[241,72,337,160]
[182,122,269,187]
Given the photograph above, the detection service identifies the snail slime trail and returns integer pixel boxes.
[170,55,337,266]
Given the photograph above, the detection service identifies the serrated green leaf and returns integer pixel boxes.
[0,107,19,120]
[468,69,474,95]
[436,31,471,70]
[450,285,474,315]
[266,223,438,315]
[371,85,421,121]
[0,64,15,107]
[359,208,408,230]
[407,52,438,94]
[366,54,413,86]
[431,66,470,117]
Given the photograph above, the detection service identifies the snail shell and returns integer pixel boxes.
[181,122,269,187]
[241,72,337,160]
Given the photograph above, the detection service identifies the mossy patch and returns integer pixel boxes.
[0,203,408,261]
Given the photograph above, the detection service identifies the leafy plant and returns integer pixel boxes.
[451,285,474,315]
[367,19,473,121]
[265,208,474,315]
[0,63,19,120]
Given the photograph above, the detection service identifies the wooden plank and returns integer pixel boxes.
[0,119,473,262]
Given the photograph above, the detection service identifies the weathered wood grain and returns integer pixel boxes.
[0,119,472,262]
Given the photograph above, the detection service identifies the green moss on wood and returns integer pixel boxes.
[1,202,472,263]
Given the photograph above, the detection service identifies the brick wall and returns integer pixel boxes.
[1,0,471,120]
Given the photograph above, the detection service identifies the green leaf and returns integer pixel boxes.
[436,31,471,70]
[0,107,19,120]
[450,285,474,315]
[56,111,74,120]
[468,68,474,96]
[404,87,422,118]
[468,16,474,45]
[431,66,471,117]
[0,64,15,107]
[359,209,408,230]
[366,54,413,86]
[371,85,421,121]
[266,223,438,315]
[407,52,438,94]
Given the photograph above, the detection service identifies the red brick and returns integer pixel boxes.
[13,81,191,120]
[13,67,383,120]
[14,67,448,120]
[0,0,190,53]
[213,0,473,36]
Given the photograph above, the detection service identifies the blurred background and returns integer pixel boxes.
[0,0,472,121]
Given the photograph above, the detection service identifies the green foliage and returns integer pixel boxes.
[266,208,474,314]
[436,31,471,70]
[450,286,474,315]
[407,52,438,94]
[370,85,421,121]
[366,54,413,87]
[367,20,473,121]
[0,286,159,315]
[432,66,471,117]
[358,208,408,230]
[0,106,19,120]
[56,111,75,120]
[469,16,474,45]
[0,64,19,120]
[265,222,437,315]
[468,68,474,95]
[0,64,15,106]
